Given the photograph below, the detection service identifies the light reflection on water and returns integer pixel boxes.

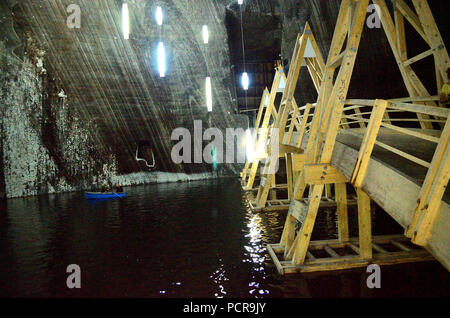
[244,213,269,297]
[0,178,448,297]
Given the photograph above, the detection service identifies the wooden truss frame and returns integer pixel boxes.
[250,22,326,210]
[267,0,448,274]
[240,65,287,191]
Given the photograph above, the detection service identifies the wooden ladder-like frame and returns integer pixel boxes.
[252,23,326,211]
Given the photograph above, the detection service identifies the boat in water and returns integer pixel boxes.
[84,192,126,199]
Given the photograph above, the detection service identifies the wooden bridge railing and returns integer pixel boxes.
[346,98,449,248]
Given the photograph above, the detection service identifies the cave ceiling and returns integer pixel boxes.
[7,0,250,172]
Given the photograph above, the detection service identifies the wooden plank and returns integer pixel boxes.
[372,243,388,254]
[351,99,388,187]
[324,245,341,258]
[357,188,372,260]
[348,242,360,254]
[335,182,349,242]
[388,101,449,118]
[402,47,435,66]
[292,153,307,171]
[296,103,312,148]
[304,164,349,185]
[306,251,316,260]
[290,199,308,223]
[267,244,284,275]
[396,0,429,44]
[285,153,293,200]
[390,240,413,252]
[292,184,325,265]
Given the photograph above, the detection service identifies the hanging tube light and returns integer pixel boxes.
[122,3,130,40]
[156,6,163,26]
[202,25,209,44]
[241,72,249,91]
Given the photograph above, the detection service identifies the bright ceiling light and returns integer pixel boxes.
[238,0,243,5]
[122,3,129,40]
[206,77,212,112]
[156,6,163,26]
[241,72,249,90]
[158,42,166,77]
[202,25,209,44]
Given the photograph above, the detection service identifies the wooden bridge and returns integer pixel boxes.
[240,0,449,273]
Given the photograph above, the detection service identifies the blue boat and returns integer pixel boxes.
[84,192,126,199]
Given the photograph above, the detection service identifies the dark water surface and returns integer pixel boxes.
[0,179,448,297]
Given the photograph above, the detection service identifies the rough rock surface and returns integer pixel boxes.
[0,39,118,198]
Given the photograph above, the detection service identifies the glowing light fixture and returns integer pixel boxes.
[156,6,163,26]
[158,42,166,77]
[122,3,130,40]
[202,25,209,44]
[238,0,243,5]
[241,72,249,90]
[206,77,212,111]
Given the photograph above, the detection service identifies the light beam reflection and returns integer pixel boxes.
[243,213,270,297]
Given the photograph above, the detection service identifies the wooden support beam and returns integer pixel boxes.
[285,153,293,200]
[373,0,436,130]
[292,184,326,265]
[402,47,435,66]
[290,199,308,223]
[396,0,429,45]
[324,245,340,258]
[411,0,450,82]
[336,183,349,242]
[357,188,372,260]
[391,240,412,252]
[351,99,388,187]
[304,164,348,185]
[292,153,307,172]
[372,243,388,254]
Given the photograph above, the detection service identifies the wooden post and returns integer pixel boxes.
[286,153,293,200]
[336,183,349,242]
[292,184,326,265]
[351,99,388,187]
[357,188,372,260]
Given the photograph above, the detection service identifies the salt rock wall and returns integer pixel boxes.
[14,0,248,176]
[0,40,117,198]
